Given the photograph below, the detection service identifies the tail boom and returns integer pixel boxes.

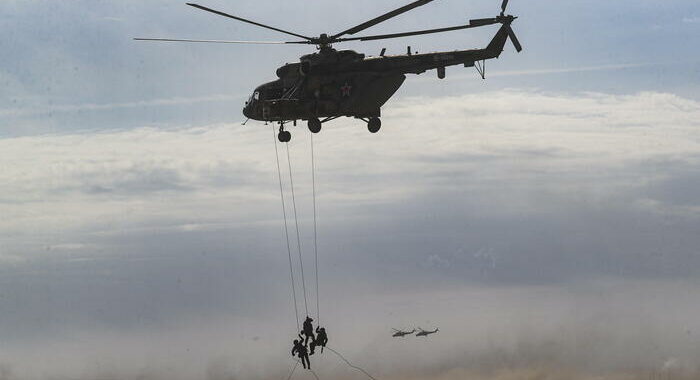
[358,22,520,77]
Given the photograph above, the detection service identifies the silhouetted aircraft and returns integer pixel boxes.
[392,328,416,337]
[135,0,522,142]
[415,328,439,337]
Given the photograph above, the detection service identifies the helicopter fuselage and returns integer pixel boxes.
[243,67,405,121]
[243,23,509,123]
[135,0,520,142]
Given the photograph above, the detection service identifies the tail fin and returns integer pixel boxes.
[485,19,522,58]
[485,24,510,58]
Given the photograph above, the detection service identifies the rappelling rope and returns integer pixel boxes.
[285,360,300,380]
[273,125,300,330]
[311,134,320,323]
[325,347,379,380]
[286,359,320,380]
[285,141,310,317]
[309,368,320,380]
[287,349,375,380]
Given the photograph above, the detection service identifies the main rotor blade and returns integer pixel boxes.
[331,0,436,39]
[469,17,498,27]
[337,22,491,42]
[186,3,312,41]
[507,26,522,52]
[133,37,308,44]
[501,0,509,13]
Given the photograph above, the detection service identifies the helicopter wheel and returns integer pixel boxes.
[308,118,322,134]
[278,130,292,143]
[367,117,381,133]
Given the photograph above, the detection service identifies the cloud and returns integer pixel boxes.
[1,91,700,380]
[1,90,699,267]
[0,95,240,118]
[460,62,662,79]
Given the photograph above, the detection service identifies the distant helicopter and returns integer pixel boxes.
[415,328,439,337]
[136,0,522,142]
[392,328,416,337]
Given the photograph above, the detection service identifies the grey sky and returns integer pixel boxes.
[1,1,700,380]
[1,0,699,135]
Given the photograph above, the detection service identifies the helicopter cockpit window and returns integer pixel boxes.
[247,91,260,104]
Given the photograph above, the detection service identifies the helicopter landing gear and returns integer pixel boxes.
[308,118,322,134]
[277,130,291,143]
[277,124,291,143]
[367,117,381,133]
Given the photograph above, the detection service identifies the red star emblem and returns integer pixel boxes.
[340,82,352,97]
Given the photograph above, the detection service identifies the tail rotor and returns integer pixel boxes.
[469,0,522,52]
[506,24,522,52]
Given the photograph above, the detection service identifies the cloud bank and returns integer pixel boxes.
[1,90,700,379]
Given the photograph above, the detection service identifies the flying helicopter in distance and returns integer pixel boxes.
[415,327,439,337]
[392,328,416,337]
[135,0,522,142]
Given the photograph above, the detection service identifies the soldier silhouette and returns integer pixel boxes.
[311,326,328,354]
[292,339,310,369]
[302,316,315,345]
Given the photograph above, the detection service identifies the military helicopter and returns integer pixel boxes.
[392,328,416,337]
[415,327,439,337]
[135,0,522,142]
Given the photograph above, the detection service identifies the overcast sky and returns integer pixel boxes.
[1,1,700,380]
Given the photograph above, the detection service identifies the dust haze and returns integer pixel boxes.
[0,279,699,380]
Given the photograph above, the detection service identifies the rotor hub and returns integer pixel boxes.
[313,33,334,49]
[496,14,516,24]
